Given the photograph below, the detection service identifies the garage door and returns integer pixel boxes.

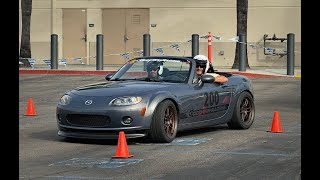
[62,9,87,64]
[102,8,149,65]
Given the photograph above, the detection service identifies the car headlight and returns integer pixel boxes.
[110,96,142,106]
[58,94,72,105]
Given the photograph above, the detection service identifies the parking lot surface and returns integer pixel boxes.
[19,74,301,180]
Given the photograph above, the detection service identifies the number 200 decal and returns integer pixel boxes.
[204,91,219,107]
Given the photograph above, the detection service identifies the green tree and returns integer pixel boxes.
[232,0,250,69]
[20,0,32,59]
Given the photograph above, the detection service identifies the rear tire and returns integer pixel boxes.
[150,100,178,143]
[228,91,255,129]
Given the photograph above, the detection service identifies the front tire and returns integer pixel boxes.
[150,100,178,143]
[228,91,255,129]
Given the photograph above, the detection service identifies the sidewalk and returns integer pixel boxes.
[217,66,301,78]
[19,64,301,78]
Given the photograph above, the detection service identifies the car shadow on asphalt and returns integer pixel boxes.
[28,129,118,145]
[176,124,229,138]
[29,124,230,145]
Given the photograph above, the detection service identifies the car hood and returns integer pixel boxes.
[69,81,173,97]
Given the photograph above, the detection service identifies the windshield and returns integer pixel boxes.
[110,58,191,83]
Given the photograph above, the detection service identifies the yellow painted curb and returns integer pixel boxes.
[294,73,301,77]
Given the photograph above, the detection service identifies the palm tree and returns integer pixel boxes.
[20,0,32,66]
[232,0,250,69]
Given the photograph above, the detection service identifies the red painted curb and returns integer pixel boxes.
[19,69,115,75]
[19,69,288,78]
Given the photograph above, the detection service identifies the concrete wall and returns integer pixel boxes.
[19,6,63,62]
[19,0,301,66]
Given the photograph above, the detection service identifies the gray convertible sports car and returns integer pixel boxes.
[56,56,255,143]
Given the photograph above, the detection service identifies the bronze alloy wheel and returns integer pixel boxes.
[150,100,178,143]
[228,91,255,129]
[164,105,177,138]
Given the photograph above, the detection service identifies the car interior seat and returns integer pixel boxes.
[161,68,170,77]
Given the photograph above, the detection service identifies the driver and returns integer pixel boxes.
[193,55,228,83]
[146,61,164,80]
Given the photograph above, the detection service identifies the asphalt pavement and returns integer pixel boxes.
[18,61,302,179]
[19,74,301,179]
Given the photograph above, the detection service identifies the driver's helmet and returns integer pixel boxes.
[193,55,210,74]
[146,61,164,75]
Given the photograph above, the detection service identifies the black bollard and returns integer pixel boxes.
[287,33,295,76]
[96,34,104,70]
[239,35,246,71]
[51,34,58,69]
[192,34,199,57]
[143,34,150,71]
[143,34,150,56]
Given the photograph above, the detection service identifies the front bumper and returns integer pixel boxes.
[56,103,152,139]
[58,125,148,139]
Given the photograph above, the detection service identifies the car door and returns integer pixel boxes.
[201,83,233,121]
[179,82,232,125]
[177,84,205,125]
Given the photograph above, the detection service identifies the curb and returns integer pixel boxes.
[19,69,292,78]
[19,69,115,75]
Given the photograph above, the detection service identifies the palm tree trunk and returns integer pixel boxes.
[232,0,250,69]
[20,0,32,59]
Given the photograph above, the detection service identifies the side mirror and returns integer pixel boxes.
[201,74,215,83]
[105,73,114,81]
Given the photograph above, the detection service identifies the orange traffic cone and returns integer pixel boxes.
[25,98,37,116]
[268,111,284,133]
[112,131,133,158]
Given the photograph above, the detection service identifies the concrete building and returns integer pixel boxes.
[19,0,301,67]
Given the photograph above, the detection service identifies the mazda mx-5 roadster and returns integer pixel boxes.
[56,56,255,143]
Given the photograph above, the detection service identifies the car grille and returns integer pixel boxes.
[66,114,111,127]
